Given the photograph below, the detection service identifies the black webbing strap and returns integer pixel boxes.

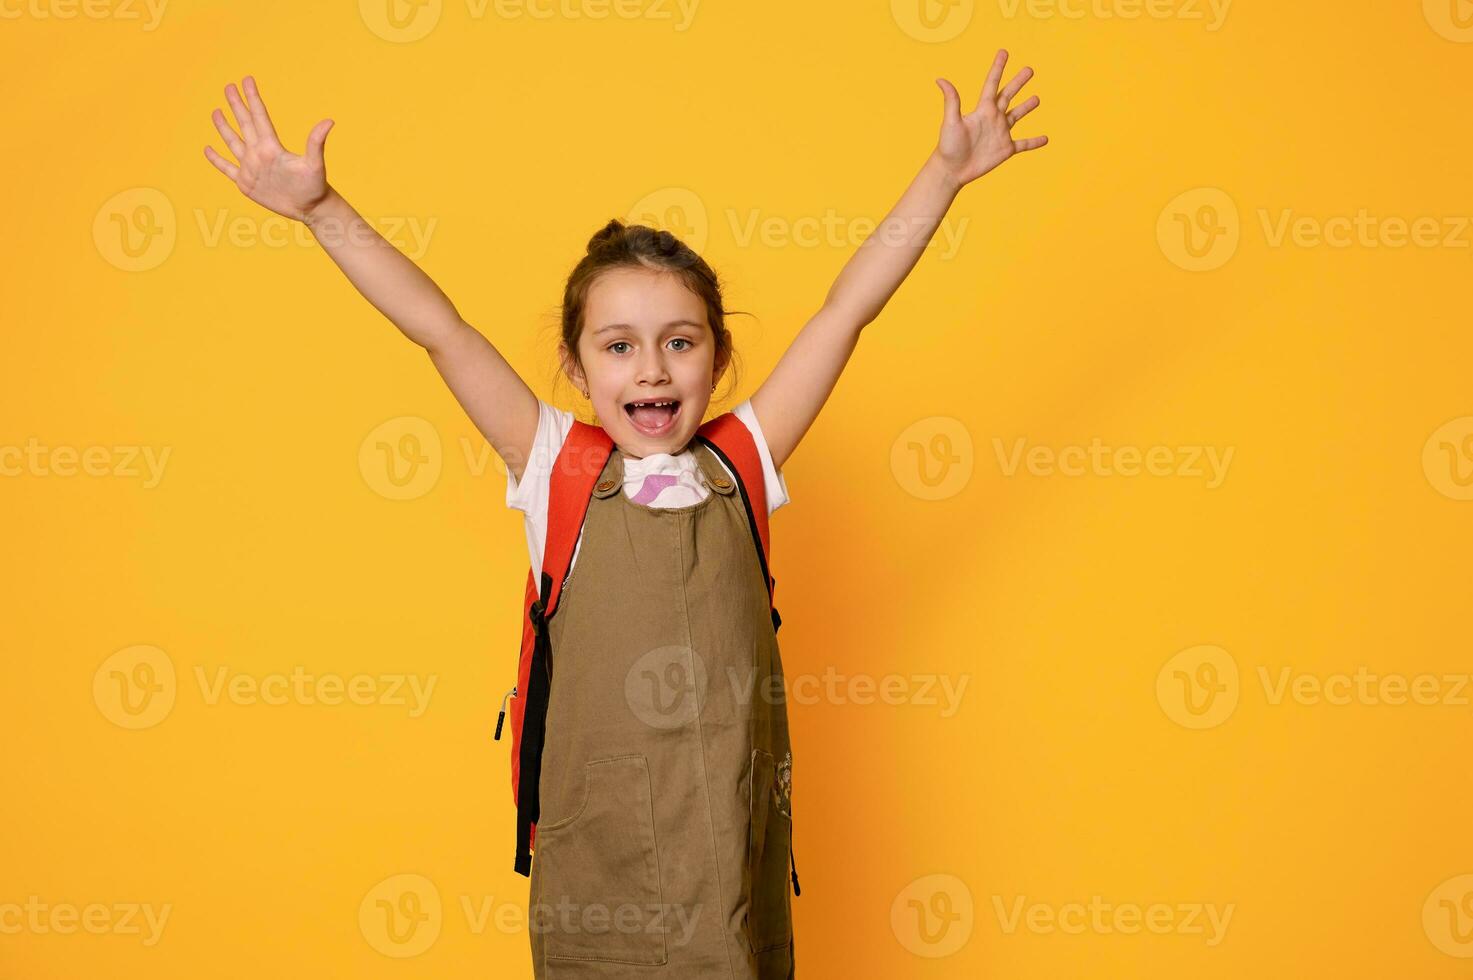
[696,435,782,635]
[513,569,555,876]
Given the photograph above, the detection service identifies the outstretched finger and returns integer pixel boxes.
[210,108,245,160]
[996,66,1034,113]
[935,78,963,127]
[1013,134,1049,152]
[225,83,256,143]
[305,118,334,169]
[242,75,282,147]
[980,49,1008,105]
[1006,95,1040,127]
[203,145,240,181]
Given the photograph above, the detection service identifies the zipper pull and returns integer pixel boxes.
[493,685,517,740]
[790,822,801,897]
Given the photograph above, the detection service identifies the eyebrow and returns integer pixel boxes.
[591,319,705,336]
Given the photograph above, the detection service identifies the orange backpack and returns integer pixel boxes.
[494,412,780,877]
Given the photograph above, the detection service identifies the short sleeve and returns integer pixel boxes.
[505,399,576,514]
[505,399,576,583]
[731,398,791,516]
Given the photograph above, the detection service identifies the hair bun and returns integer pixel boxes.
[587,219,626,253]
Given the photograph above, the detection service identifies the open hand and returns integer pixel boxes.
[203,76,335,223]
[934,49,1047,187]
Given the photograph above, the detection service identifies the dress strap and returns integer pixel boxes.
[691,442,738,496]
[591,449,624,498]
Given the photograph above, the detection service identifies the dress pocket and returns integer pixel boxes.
[745,748,794,954]
[535,754,668,965]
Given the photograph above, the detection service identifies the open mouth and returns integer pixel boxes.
[624,398,681,436]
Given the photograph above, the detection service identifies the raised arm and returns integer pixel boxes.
[751,49,1047,471]
[202,76,540,482]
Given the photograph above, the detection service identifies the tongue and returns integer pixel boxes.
[631,404,675,429]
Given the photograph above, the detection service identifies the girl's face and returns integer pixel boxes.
[565,266,728,459]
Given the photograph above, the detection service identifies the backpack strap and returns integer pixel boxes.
[508,419,614,876]
[696,413,781,633]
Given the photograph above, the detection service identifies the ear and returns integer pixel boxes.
[559,342,586,393]
[711,345,731,390]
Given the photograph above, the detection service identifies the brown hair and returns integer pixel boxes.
[554,219,744,410]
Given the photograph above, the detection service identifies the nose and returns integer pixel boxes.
[634,345,670,387]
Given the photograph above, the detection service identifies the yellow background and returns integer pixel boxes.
[3,0,1472,976]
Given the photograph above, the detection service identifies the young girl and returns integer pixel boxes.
[202,51,1045,978]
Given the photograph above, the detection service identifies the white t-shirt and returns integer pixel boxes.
[505,398,790,582]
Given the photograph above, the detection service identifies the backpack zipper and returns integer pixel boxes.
[790,820,801,896]
[493,684,517,740]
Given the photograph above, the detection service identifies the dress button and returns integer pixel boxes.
[595,479,616,492]
[711,477,731,490]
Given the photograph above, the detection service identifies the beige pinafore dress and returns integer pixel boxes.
[528,440,796,978]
